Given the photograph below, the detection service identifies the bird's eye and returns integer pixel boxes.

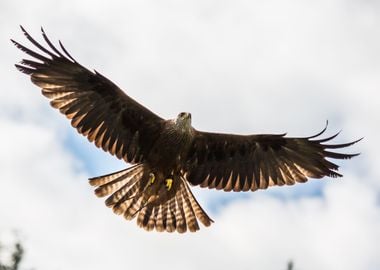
[179,112,185,117]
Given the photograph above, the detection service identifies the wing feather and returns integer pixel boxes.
[184,125,361,192]
[13,26,164,163]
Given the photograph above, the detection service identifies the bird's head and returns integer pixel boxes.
[175,112,192,130]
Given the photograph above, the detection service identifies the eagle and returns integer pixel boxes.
[12,26,360,233]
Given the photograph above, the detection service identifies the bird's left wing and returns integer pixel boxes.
[12,26,165,163]
[183,125,360,191]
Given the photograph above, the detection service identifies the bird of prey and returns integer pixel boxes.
[12,26,360,233]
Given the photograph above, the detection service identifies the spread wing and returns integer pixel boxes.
[183,124,361,191]
[12,26,164,163]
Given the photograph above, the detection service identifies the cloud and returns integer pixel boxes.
[215,175,380,270]
[0,0,379,270]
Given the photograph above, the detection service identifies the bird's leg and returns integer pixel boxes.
[165,178,173,191]
[149,173,155,185]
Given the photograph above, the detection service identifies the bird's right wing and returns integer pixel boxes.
[12,26,165,163]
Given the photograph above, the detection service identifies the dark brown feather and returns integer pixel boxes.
[184,126,361,191]
[13,26,164,164]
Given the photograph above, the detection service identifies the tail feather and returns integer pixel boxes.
[183,182,213,227]
[178,191,192,232]
[107,172,142,208]
[175,194,187,233]
[89,164,143,197]
[155,204,167,232]
[89,167,132,186]
[137,204,153,231]
[124,193,147,220]
[89,164,213,233]
[165,197,177,232]
[180,185,200,232]
[111,183,140,215]
[147,205,157,231]
[151,206,160,231]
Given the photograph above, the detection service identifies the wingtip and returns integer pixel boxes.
[307,121,329,139]
[58,39,76,62]
[316,130,342,143]
[352,152,361,157]
[323,119,329,132]
[12,26,27,45]
[329,171,343,178]
[347,137,364,147]
[20,25,30,37]
[355,137,364,143]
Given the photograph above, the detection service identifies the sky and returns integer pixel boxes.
[0,0,379,269]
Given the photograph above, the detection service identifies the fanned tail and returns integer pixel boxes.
[89,164,213,233]
[136,177,213,233]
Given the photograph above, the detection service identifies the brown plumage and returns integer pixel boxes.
[12,26,361,233]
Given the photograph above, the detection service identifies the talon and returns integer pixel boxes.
[165,178,173,191]
[149,173,155,185]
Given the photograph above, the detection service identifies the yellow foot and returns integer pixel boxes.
[165,178,173,191]
[149,173,155,185]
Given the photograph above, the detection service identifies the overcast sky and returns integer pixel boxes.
[0,1,379,270]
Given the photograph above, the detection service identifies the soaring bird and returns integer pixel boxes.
[12,26,360,233]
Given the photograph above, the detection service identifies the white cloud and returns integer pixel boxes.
[0,0,379,270]
[215,176,380,270]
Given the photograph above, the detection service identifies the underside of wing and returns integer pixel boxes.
[184,124,361,192]
[12,26,164,163]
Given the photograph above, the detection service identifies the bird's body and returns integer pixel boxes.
[12,26,361,233]
[88,113,213,232]
[149,114,194,170]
